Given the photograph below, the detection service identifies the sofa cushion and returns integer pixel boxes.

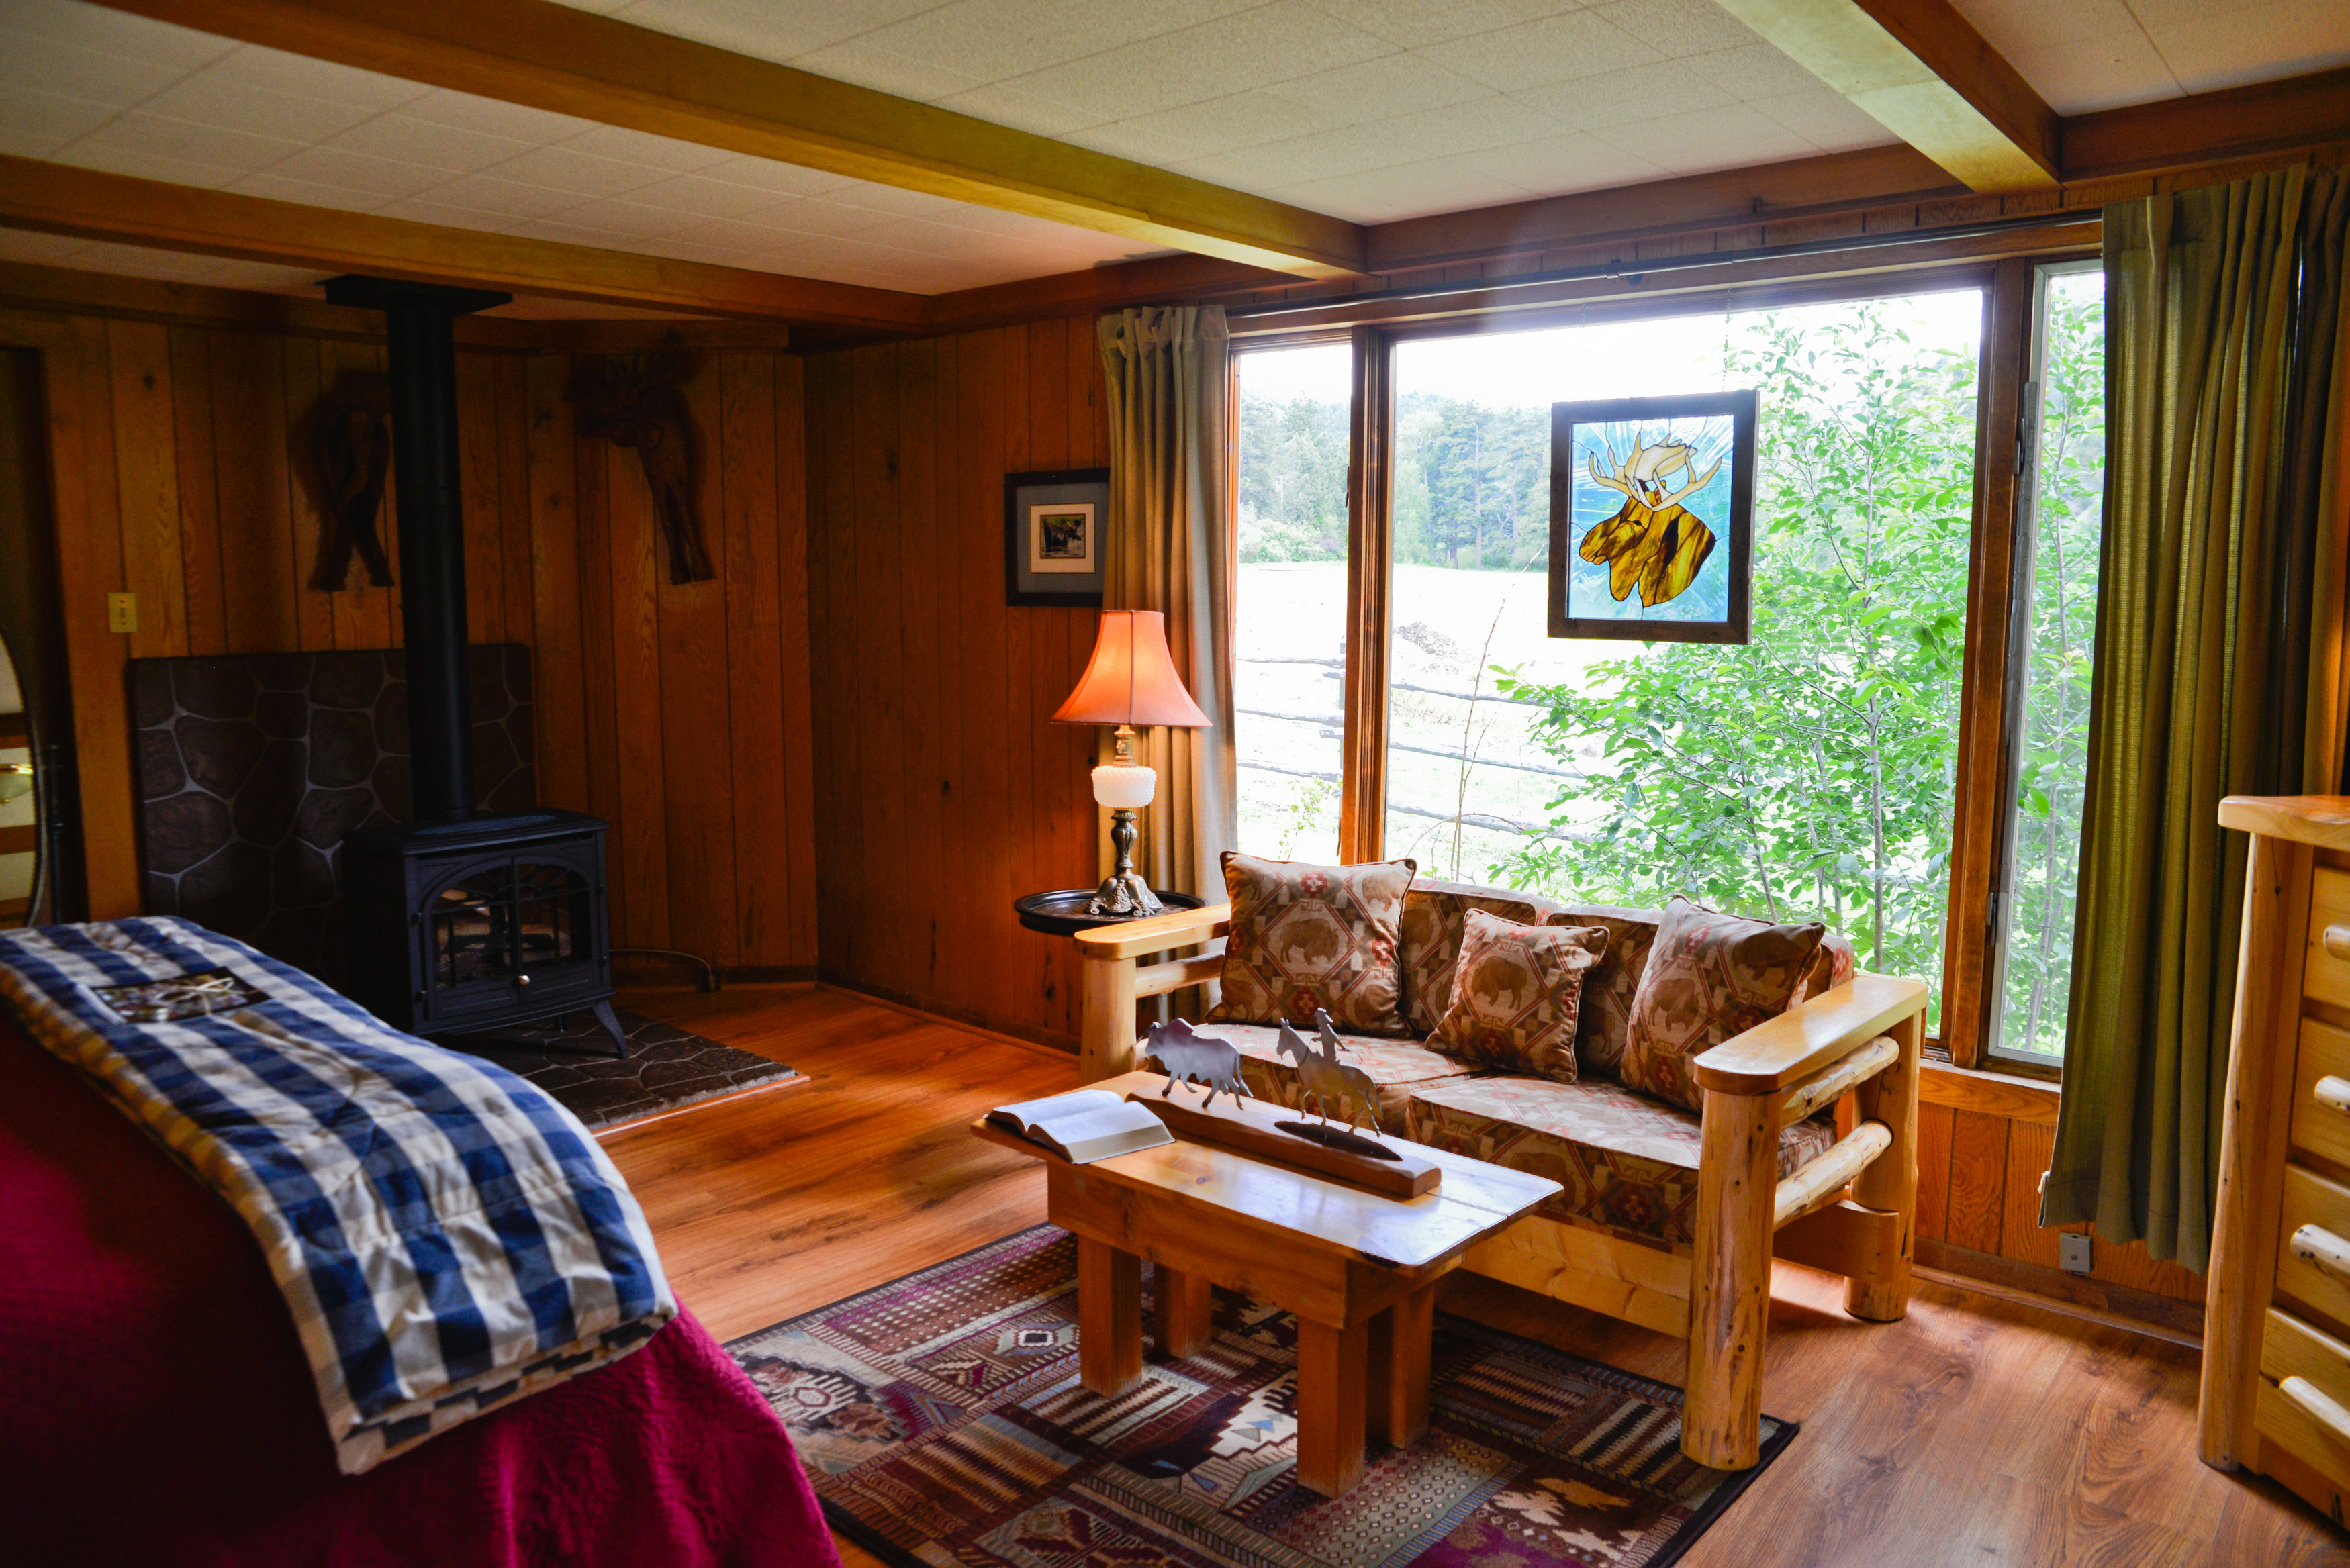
[1619,897,1825,1113]
[1188,1023,1478,1136]
[1206,852,1417,1036]
[1399,879,1564,1035]
[1544,903,1662,1077]
[1404,1075,1838,1247]
[1430,912,1609,1083]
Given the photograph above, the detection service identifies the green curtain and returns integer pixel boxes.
[1095,305,1238,903]
[2044,168,2350,1271]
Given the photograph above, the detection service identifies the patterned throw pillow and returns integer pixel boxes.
[1430,910,1610,1082]
[1619,896,1825,1113]
[1547,904,1662,1077]
[1205,852,1417,1036]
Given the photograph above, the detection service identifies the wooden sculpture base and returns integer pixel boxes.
[1130,1083,1441,1199]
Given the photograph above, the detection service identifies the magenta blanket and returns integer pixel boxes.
[0,1016,839,1568]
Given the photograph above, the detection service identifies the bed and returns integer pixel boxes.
[0,1001,838,1567]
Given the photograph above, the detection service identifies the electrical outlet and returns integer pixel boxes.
[2059,1232,2093,1275]
[106,591,138,635]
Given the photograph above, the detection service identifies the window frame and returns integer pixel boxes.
[1227,233,2099,1073]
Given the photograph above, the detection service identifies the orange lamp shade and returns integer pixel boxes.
[1051,610,1211,729]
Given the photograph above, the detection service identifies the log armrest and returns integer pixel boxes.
[1074,902,1232,1081]
[1072,901,1231,960]
[1690,972,1930,1096]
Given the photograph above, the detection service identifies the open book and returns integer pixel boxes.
[988,1089,1172,1164]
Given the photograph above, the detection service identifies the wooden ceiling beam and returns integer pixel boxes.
[0,154,929,331]
[2062,66,2350,183]
[89,0,1367,279]
[1713,0,2059,192]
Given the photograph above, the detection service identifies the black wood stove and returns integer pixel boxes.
[326,275,626,1057]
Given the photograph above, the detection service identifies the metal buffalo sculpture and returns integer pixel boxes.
[1141,1018,1248,1107]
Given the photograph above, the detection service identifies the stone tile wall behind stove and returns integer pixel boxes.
[128,646,535,982]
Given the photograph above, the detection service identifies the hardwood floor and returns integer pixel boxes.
[607,985,2350,1568]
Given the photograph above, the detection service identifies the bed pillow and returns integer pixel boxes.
[1619,895,1825,1112]
[1430,910,1610,1083]
[1205,852,1417,1036]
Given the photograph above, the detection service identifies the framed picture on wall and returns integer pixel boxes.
[1006,468,1110,607]
[1547,389,1755,644]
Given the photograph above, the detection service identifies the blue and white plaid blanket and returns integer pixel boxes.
[0,918,676,1474]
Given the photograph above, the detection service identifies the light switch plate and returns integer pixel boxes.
[2059,1232,2093,1274]
[106,591,138,635]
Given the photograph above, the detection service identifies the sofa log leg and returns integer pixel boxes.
[1845,1008,1921,1323]
[1078,956,1139,1083]
[1686,1088,1777,1469]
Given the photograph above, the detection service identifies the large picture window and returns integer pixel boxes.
[1227,246,2096,1070]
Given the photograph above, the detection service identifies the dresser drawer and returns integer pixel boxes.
[2279,1163,2350,1332]
[2259,1308,2350,1483]
[2293,1019,2350,1170]
[2308,868,2350,1010]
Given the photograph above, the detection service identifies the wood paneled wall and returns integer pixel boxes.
[1910,1095,2205,1310]
[2,292,815,972]
[804,315,1109,1048]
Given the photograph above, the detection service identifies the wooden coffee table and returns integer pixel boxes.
[973,1070,1560,1496]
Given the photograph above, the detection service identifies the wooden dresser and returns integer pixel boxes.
[2205,795,2350,1521]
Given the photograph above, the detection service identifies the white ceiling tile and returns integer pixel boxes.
[211,44,434,112]
[1078,91,1337,163]
[1420,11,1662,93]
[0,124,70,158]
[931,80,1111,138]
[1305,0,1594,52]
[1265,181,1414,223]
[1742,87,1900,152]
[1588,0,1761,59]
[323,112,539,174]
[616,172,796,219]
[2145,1,2350,96]
[2002,33,2181,113]
[501,215,646,248]
[0,34,185,105]
[265,145,449,199]
[630,234,769,268]
[557,121,745,173]
[679,205,894,245]
[0,0,236,70]
[788,40,992,103]
[1458,130,1672,194]
[0,86,119,142]
[404,172,583,221]
[1176,131,1407,191]
[50,140,249,187]
[1292,153,1535,215]
[594,0,934,68]
[1592,100,1816,175]
[136,74,385,143]
[395,89,605,145]
[0,228,100,264]
[1262,54,1495,128]
[1511,62,1734,134]
[2124,0,2271,28]
[479,144,668,199]
[820,181,976,218]
[550,196,709,238]
[1678,41,1830,101]
[996,1,1399,123]
[694,156,861,199]
[1955,0,2145,58]
[226,169,393,211]
[73,110,304,173]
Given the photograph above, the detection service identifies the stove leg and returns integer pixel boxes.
[590,999,630,1061]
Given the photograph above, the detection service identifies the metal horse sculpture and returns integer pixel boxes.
[1274,1010,1383,1137]
[1142,1018,1248,1107]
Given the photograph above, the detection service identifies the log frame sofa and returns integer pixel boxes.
[1072,891,1929,1471]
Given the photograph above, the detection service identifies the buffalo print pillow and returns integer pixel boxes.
[1205,852,1417,1036]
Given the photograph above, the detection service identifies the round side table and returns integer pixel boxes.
[1013,888,1206,938]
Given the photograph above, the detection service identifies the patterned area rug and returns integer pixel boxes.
[453,1010,802,1132]
[726,1226,1795,1568]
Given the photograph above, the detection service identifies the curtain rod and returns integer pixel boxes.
[1229,208,2098,320]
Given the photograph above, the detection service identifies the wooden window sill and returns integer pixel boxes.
[1919,1056,2059,1124]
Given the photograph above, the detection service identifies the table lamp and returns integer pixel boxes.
[1052,609,1211,918]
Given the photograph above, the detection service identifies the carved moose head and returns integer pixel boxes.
[567,348,714,585]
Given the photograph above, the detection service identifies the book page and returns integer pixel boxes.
[988,1088,1123,1137]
